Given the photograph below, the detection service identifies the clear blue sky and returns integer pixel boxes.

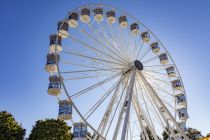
[0,0,210,137]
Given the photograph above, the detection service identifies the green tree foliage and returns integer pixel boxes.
[187,127,202,140]
[29,119,72,140]
[162,130,169,140]
[140,127,161,140]
[0,111,26,140]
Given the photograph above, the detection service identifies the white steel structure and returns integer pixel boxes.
[45,4,189,140]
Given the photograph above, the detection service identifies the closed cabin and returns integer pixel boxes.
[176,93,187,107]
[159,53,168,64]
[177,108,188,120]
[130,23,139,35]
[58,100,72,120]
[166,66,176,77]
[80,8,90,23]
[73,122,87,140]
[141,31,150,43]
[49,34,62,53]
[172,79,183,90]
[93,7,103,22]
[68,12,79,28]
[119,16,128,28]
[150,42,160,54]
[57,21,69,38]
[106,10,116,24]
[45,53,60,73]
[48,75,63,96]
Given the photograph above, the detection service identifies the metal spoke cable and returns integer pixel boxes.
[70,72,121,98]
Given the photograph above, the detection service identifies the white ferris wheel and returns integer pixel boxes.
[45,4,189,140]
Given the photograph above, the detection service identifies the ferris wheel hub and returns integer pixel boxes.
[134,60,143,70]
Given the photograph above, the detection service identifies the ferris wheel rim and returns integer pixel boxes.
[51,4,189,139]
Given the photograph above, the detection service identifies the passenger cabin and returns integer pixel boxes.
[119,16,128,28]
[166,66,176,77]
[177,108,188,120]
[141,31,150,43]
[176,93,187,107]
[57,21,69,38]
[159,53,168,64]
[80,8,90,23]
[150,42,160,54]
[45,53,60,73]
[93,7,103,22]
[130,23,139,35]
[48,75,63,96]
[73,122,87,140]
[106,10,116,24]
[68,12,79,28]
[58,100,72,120]
[172,79,183,90]
[49,34,62,53]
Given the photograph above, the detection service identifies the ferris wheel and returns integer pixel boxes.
[45,4,189,140]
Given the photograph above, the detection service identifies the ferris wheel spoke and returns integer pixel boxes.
[135,81,155,130]
[61,61,124,70]
[118,26,133,62]
[137,71,189,140]
[135,42,144,60]
[66,34,127,65]
[107,24,131,63]
[73,22,128,65]
[70,72,121,99]
[112,25,131,62]
[142,55,159,65]
[61,68,123,74]
[64,73,121,81]
[142,72,172,86]
[97,76,125,136]
[91,22,130,64]
[84,77,123,120]
[139,47,152,61]
[61,50,127,67]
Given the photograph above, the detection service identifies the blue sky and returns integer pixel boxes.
[0,0,210,137]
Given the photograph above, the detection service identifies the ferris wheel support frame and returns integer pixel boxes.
[137,71,189,140]
[132,94,159,140]
[121,71,136,140]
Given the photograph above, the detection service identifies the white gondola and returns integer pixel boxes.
[58,100,72,120]
[119,16,128,28]
[150,42,160,54]
[176,93,187,107]
[80,8,90,23]
[48,75,63,96]
[166,66,176,77]
[73,122,87,140]
[159,53,168,64]
[172,79,183,90]
[130,23,140,35]
[49,34,62,53]
[45,53,59,73]
[141,31,150,43]
[57,21,69,38]
[106,10,116,24]
[177,108,189,121]
[93,7,103,22]
[68,12,79,28]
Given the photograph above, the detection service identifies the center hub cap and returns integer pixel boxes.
[134,60,143,70]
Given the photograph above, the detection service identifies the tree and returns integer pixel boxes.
[29,119,72,140]
[140,127,161,140]
[187,127,203,140]
[0,111,26,140]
